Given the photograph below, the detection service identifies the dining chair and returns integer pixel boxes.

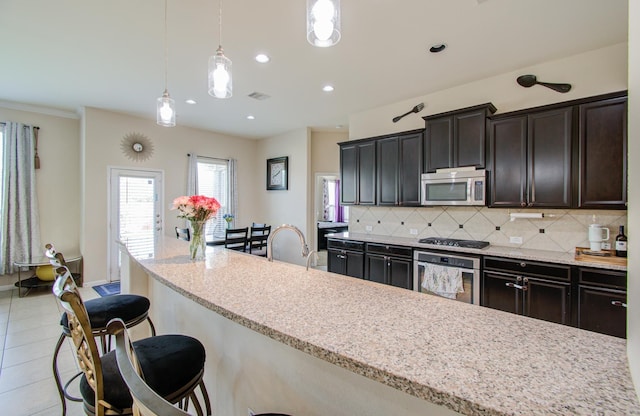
[225,227,249,252]
[248,225,271,257]
[46,244,156,416]
[52,264,211,416]
[175,227,191,241]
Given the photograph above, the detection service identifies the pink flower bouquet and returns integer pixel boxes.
[172,195,221,222]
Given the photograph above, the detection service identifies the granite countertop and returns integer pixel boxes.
[128,237,639,415]
[327,232,627,271]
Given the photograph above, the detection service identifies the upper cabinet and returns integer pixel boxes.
[340,140,376,205]
[488,91,627,209]
[577,96,627,209]
[423,103,497,172]
[489,107,573,208]
[340,130,423,207]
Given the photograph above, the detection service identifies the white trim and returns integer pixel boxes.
[0,100,80,119]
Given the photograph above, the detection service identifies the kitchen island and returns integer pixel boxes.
[120,237,639,416]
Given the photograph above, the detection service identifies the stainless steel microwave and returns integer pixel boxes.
[420,168,486,206]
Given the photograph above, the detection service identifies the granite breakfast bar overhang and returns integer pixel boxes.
[120,237,640,416]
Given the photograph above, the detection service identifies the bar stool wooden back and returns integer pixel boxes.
[53,265,212,416]
[46,244,156,416]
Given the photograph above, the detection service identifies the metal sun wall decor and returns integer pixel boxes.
[120,132,154,162]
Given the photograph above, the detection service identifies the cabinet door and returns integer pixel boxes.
[524,277,571,325]
[358,141,377,205]
[481,271,521,314]
[327,249,346,275]
[377,137,399,206]
[388,257,412,290]
[340,144,357,204]
[488,116,527,207]
[578,97,627,209]
[454,110,486,168]
[424,117,453,172]
[365,254,387,285]
[345,251,365,279]
[398,132,423,206]
[528,108,572,207]
[578,286,626,338]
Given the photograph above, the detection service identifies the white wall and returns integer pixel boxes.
[0,105,81,288]
[81,107,258,283]
[627,0,639,392]
[349,43,628,139]
[256,128,311,266]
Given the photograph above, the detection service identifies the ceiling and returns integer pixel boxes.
[0,0,628,139]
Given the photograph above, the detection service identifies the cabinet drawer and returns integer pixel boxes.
[365,243,412,258]
[483,257,571,282]
[578,268,626,290]
[327,238,364,252]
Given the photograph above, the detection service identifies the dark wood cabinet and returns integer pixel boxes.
[423,103,496,172]
[482,257,572,325]
[577,97,627,209]
[327,239,365,279]
[365,243,412,289]
[377,131,423,206]
[577,267,626,338]
[340,140,376,205]
[340,129,422,207]
[488,107,572,208]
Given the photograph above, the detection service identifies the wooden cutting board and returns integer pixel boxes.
[575,247,627,267]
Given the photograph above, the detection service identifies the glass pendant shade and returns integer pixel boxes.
[208,46,232,99]
[306,0,341,47]
[156,90,176,127]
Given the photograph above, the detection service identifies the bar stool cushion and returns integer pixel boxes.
[79,334,206,409]
[60,295,150,331]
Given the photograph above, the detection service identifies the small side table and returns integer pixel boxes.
[13,254,83,298]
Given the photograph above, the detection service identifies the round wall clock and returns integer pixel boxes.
[120,132,154,162]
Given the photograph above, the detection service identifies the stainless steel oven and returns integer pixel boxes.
[413,250,481,304]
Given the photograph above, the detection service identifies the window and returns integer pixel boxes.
[196,158,230,240]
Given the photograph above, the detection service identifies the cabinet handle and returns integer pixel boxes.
[506,282,526,290]
[611,300,628,308]
[520,262,526,267]
[337,254,346,259]
[520,202,527,207]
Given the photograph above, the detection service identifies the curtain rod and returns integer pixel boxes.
[0,122,40,129]
[187,153,229,162]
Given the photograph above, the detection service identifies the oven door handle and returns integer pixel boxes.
[416,262,475,275]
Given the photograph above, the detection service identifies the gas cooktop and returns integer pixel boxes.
[418,237,490,249]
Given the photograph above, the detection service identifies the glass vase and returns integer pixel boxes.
[189,220,207,260]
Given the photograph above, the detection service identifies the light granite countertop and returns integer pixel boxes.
[327,232,627,271]
[127,237,639,415]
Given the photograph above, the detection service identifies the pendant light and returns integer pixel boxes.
[306,0,341,47]
[208,0,232,99]
[157,0,176,127]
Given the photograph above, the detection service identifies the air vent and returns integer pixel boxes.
[248,92,271,100]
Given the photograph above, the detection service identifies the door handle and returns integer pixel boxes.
[611,300,627,308]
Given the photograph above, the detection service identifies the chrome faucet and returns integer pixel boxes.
[267,224,310,262]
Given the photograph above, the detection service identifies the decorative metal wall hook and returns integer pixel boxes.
[516,74,571,93]
[392,103,425,123]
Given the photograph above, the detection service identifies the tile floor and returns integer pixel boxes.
[0,286,98,416]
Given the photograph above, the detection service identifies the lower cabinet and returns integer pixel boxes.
[327,238,364,279]
[365,243,413,290]
[577,267,627,338]
[482,257,572,325]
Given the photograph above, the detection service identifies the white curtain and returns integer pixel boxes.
[229,158,238,225]
[187,153,198,196]
[0,122,42,274]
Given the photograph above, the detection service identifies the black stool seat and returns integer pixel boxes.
[80,334,206,410]
[60,294,150,332]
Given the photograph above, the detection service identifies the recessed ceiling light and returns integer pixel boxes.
[429,44,447,53]
[247,115,255,120]
[322,85,335,92]
[255,54,270,63]
[185,99,197,104]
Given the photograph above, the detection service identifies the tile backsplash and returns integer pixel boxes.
[348,206,627,254]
